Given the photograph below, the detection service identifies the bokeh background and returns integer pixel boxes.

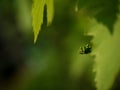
[0,0,120,90]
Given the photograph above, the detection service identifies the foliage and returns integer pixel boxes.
[77,0,119,33]
[31,0,120,90]
[32,0,54,43]
[1,0,119,90]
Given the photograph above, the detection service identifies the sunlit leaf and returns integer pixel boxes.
[46,0,54,25]
[32,0,54,43]
[88,17,120,90]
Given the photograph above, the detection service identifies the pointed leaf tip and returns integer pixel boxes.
[32,0,54,43]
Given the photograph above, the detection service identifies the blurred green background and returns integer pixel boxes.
[0,0,120,90]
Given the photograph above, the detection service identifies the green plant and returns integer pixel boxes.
[29,0,120,90]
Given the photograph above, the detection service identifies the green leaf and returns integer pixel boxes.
[46,0,54,25]
[77,0,119,33]
[32,0,54,43]
[88,16,120,90]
